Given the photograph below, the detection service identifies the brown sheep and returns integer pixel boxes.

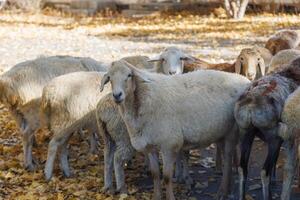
[265,29,300,55]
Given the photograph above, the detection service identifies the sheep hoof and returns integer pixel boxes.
[217,191,229,200]
[44,173,52,182]
[62,171,71,178]
[101,186,115,195]
[25,163,36,172]
[116,186,128,195]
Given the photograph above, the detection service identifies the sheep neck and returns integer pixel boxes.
[118,78,151,137]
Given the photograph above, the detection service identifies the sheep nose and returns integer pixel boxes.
[113,92,122,100]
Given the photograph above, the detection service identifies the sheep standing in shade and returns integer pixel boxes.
[265,29,300,55]
[234,58,300,200]
[0,55,107,171]
[100,60,250,199]
[278,87,300,199]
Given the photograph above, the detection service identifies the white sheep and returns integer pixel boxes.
[268,49,300,73]
[148,46,194,75]
[41,71,111,181]
[278,87,300,200]
[0,55,107,171]
[100,60,250,199]
[41,55,183,181]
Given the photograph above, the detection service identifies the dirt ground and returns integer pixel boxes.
[0,10,300,200]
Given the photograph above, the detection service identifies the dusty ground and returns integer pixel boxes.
[0,10,300,200]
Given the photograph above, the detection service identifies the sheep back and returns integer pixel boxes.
[127,69,250,151]
[268,49,300,73]
[0,55,107,107]
[40,71,111,135]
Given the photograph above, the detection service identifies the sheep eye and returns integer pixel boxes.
[240,57,244,61]
[257,58,261,61]
[128,74,132,78]
[180,57,187,61]
[161,58,165,62]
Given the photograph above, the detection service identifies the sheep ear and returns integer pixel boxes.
[122,60,152,82]
[235,58,242,74]
[147,55,161,62]
[181,54,195,62]
[100,73,110,92]
[258,58,266,77]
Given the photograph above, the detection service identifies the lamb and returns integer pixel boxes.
[278,87,300,199]
[95,93,134,194]
[0,55,107,171]
[100,60,250,199]
[268,49,300,73]
[265,29,300,55]
[41,55,182,181]
[234,57,300,200]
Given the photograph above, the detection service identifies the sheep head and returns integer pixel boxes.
[148,46,194,75]
[235,48,265,81]
[100,60,151,104]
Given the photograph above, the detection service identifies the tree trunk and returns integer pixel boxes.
[224,0,249,19]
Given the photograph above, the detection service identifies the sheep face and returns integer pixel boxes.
[100,61,135,104]
[148,47,193,75]
[235,48,265,81]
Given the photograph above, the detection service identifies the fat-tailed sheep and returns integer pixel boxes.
[100,60,250,199]
[234,57,300,200]
[0,55,107,171]
[265,29,300,55]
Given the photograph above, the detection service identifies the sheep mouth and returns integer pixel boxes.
[114,98,123,104]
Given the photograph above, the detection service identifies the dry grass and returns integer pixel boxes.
[1,10,300,200]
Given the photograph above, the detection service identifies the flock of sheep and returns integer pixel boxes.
[1,29,300,200]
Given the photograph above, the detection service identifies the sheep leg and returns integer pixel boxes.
[215,142,223,173]
[148,151,161,200]
[281,139,297,200]
[218,138,234,199]
[174,151,183,182]
[102,136,115,194]
[89,132,98,154]
[261,136,282,200]
[162,150,176,200]
[21,125,35,171]
[181,150,193,188]
[59,141,71,178]
[174,150,192,187]
[239,131,255,200]
[114,146,133,194]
